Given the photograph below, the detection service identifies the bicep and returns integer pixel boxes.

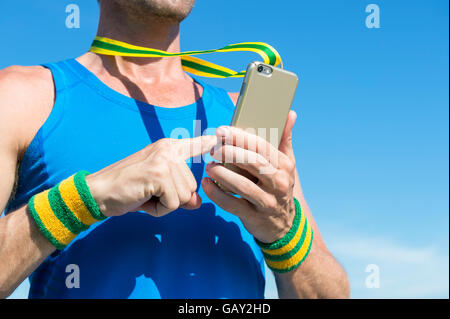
[0,65,54,212]
[0,128,19,213]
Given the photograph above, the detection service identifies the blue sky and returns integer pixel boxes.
[1,0,448,298]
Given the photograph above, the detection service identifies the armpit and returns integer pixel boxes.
[7,156,20,206]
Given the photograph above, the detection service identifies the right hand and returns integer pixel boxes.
[85,135,217,217]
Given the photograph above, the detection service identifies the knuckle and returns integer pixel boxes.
[159,137,174,146]
[143,183,155,199]
[166,198,180,211]
[256,155,269,169]
[155,138,175,153]
[179,191,192,204]
[280,158,295,174]
[146,140,173,159]
[176,147,184,158]
[189,177,198,192]
[261,196,278,211]
[286,159,296,173]
[216,145,230,163]
[274,173,290,193]
[152,164,169,178]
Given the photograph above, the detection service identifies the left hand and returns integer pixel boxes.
[202,110,298,243]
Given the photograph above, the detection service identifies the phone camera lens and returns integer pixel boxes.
[257,65,264,73]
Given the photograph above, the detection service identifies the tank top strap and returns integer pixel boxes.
[41,61,66,92]
[41,59,85,93]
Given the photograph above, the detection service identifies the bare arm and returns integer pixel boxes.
[0,206,56,298]
[0,66,57,298]
[212,93,350,298]
[0,67,218,298]
[274,170,350,298]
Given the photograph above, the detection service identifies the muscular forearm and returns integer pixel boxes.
[0,205,55,298]
[274,241,350,298]
[271,170,350,298]
[0,135,217,299]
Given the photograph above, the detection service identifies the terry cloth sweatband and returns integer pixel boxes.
[255,197,313,273]
[28,171,106,250]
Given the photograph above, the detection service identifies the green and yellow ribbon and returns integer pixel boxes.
[89,36,283,78]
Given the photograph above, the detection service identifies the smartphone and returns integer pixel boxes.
[218,62,298,190]
[231,61,298,147]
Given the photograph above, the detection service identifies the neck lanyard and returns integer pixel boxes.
[89,36,283,78]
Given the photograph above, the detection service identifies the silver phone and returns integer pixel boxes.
[218,62,298,189]
[231,61,298,147]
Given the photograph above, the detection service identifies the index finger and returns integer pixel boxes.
[176,135,218,160]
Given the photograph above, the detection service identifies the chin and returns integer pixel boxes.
[110,0,196,23]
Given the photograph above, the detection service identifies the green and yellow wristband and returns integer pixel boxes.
[255,198,313,273]
[28,171,106,250]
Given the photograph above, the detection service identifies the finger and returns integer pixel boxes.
[139,164,199,215]
[213,164,256,194]
[215,125,282,166]
[201,177,252,218]
[144,192,201,212]
[177,135,218,161]
[171,164,196,205]
[178,163,198,192]
[211,144,277,184]
[205,161,268,207]
[278,110,297,162]
[153,179,180,216]
[138,197,158,215]
[180,192,202,210]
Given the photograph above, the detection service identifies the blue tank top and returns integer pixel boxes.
[6,59,265,299]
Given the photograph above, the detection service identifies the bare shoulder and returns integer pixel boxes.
[227,92,239,106]
[0,65,54,111]
[0,65,55,154]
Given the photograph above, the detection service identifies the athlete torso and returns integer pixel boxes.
[3,58,265,298]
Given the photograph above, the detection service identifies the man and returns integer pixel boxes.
[0,0,349,298]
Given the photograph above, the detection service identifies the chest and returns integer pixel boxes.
[96,75,205,108]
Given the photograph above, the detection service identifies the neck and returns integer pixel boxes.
[94,2,188,82]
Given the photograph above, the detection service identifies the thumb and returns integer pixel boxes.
[180,192,202,210]
[278,110,297,161]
